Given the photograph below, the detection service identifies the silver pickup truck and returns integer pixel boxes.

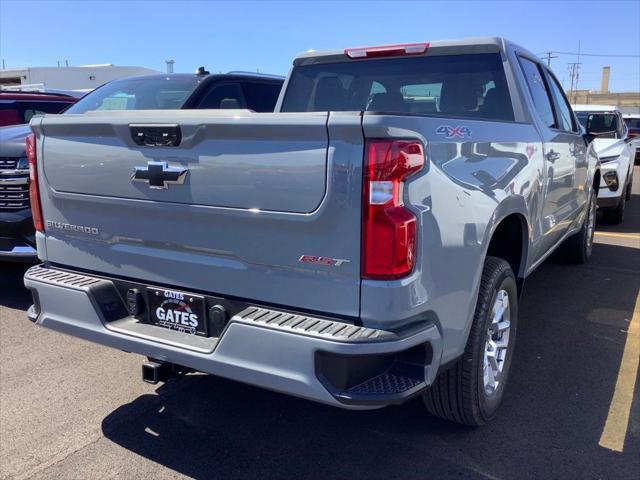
[25,37,599,426]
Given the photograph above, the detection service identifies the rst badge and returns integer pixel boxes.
[298,255,350,267]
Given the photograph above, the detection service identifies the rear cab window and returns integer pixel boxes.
[281,53,514,122]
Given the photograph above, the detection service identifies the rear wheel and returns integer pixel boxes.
[423,257,518,426]
[561,191,596,264]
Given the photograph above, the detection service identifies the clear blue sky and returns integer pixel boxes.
[1,0,639,92]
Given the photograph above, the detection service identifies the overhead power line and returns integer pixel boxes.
[540,51,640,58]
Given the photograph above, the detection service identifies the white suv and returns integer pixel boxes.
[574,104,633,224]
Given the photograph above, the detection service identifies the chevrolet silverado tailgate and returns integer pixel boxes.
[31,110,364,317]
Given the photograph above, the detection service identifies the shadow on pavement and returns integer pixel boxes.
[101,240,640,480]
[0,262,32,310]
[596,182,640,234]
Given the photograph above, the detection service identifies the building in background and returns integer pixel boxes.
[0,64,161,92]
[568,66,640,114]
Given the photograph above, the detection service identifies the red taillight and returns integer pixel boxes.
[26,133,44,232]
[345,42,429,59]
[362,140,424,280]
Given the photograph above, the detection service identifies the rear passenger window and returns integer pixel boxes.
[545,73,576,132]
[24,102,73,123]
[241,82,281,112]
[198,83,246,109]
[519,58,555,129]
[30,102,72,114]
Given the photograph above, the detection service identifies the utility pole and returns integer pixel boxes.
[543,51,558,67]
[567,62,582,104]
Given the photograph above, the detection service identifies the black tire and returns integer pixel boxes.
[625,176,633,201]
[561,191,596,264]
[603,191,625,224]
[423,257,518,426]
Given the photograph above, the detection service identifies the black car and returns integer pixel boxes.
[0,72,284,261]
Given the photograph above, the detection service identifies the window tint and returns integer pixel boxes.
[66,76,201,113]
[624,118,640,129]
[241,82,281,112]
[545,73,575,132]
[281,53,514,121]
[519,58,555,128]
[0,106,22,126]
[23,102,73,123]
[197,83,246,109]
[30,102,72,114]
[576,112,620,138]
[618,114,627,137]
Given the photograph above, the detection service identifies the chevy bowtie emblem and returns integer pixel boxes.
[132,161,188,189]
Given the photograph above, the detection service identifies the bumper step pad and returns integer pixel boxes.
[234,306,397,343]
[347,371,423,395]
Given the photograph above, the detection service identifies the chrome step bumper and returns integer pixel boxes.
[24,265,443,409]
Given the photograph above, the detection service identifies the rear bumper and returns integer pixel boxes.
[24,265,443,409]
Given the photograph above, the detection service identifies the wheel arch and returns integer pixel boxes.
[485,211,529,295]
[593,168,601,196]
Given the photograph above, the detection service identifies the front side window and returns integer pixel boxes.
[282,53,514,121]
[197,83,246,109]
[241,82,281,112]
[519,57,555,129]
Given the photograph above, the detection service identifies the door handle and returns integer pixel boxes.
[546,150,560,162]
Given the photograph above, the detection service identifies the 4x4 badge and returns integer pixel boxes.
[132,161,188,189]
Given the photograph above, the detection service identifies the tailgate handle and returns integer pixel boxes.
[130,124,182,147]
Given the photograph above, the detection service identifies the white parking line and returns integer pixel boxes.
[598,290,640,452]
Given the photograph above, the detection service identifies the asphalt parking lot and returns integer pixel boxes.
[1,168,638,480]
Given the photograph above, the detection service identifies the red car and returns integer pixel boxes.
[0,92,77,127]
[623,114,640,163]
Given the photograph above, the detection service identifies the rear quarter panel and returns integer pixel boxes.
[361,114,545,364]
